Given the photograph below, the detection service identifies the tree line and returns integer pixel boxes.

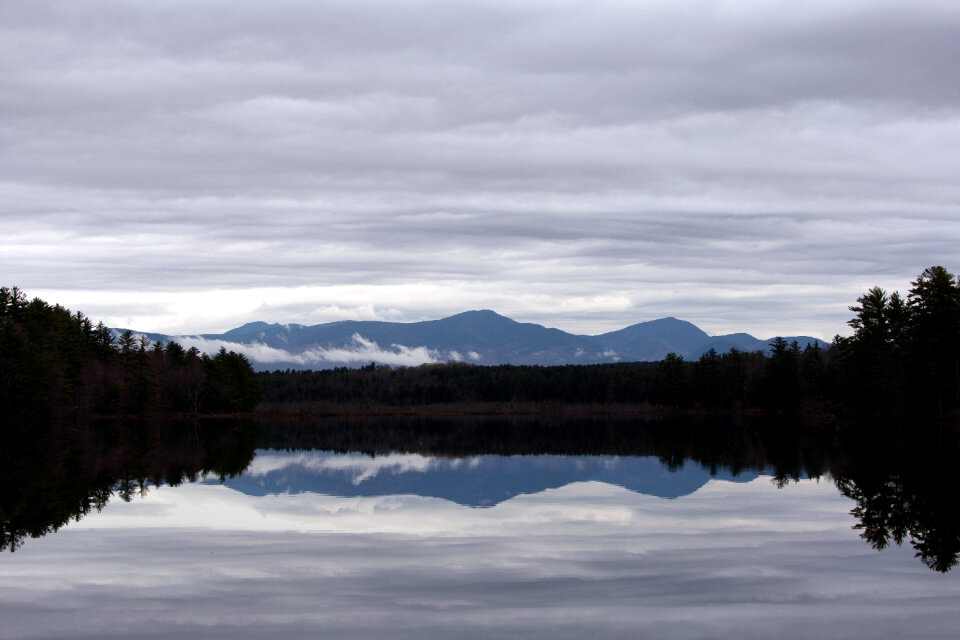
[257,266,960,418]
[4,265,958,420]
[255,344,823,414]
[0,286,259,422]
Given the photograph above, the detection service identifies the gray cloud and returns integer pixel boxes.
[2,1,959,338]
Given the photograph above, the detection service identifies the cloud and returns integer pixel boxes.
[172,333,447,367]
[300,334,444,367]
[3,1,960,340]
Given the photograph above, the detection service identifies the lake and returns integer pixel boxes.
[2,416,959,638]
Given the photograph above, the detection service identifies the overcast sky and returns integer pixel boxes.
[3,0,959,339]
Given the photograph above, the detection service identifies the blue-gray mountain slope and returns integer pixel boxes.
[591,317,711,362]
[113,310,828,370]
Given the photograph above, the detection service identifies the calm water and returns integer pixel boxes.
[2,418,959,638]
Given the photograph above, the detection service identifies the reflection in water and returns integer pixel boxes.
[0,418,258,552]
[255,414,960,572]
[10,477,958,640]
[230,450,757,506]
[831,425,960,573]
[2,416,959,639]
[2,415,959,572]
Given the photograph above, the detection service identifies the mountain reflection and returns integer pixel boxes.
[228,450,758,506]
[2,414,958,572]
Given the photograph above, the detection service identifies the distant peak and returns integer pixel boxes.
[458,309,501,316]
[448,309,511,321]
[620,316,702,330]
[224,321,279,335]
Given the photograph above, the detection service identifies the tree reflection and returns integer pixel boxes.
[255,414,960,573]
[0,418,258,552]
[833,424,960,573]
[3,413,957,572]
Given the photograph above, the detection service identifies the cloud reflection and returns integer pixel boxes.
[247,451,456,485]
[3,476,959,639]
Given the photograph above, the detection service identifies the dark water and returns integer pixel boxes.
[2,416,959,638]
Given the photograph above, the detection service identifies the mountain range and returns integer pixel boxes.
[115,310,828,371]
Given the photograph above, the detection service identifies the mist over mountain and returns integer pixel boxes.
[113,310,827,371]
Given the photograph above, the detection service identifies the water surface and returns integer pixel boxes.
[2,417,958,638]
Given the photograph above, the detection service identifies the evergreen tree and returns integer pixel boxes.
[1,287,259,421]
[907,266,960,412]
[765,337,801,411]
[651,353,688,408]
[693,348,721,407]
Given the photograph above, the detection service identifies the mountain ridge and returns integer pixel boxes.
[112,309,828,371]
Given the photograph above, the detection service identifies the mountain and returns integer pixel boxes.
[694,332,760,356]
[113,310,828,371]
[592,317,711,362]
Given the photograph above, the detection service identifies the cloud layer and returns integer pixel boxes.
[173,332,471,367]
[3,1,960,338]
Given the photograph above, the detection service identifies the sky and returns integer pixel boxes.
[3,0,960,340]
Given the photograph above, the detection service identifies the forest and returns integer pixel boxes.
[257,266,960,419]
[255,340,824,415]
[3,265,959,422]
[0,286,259,423]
